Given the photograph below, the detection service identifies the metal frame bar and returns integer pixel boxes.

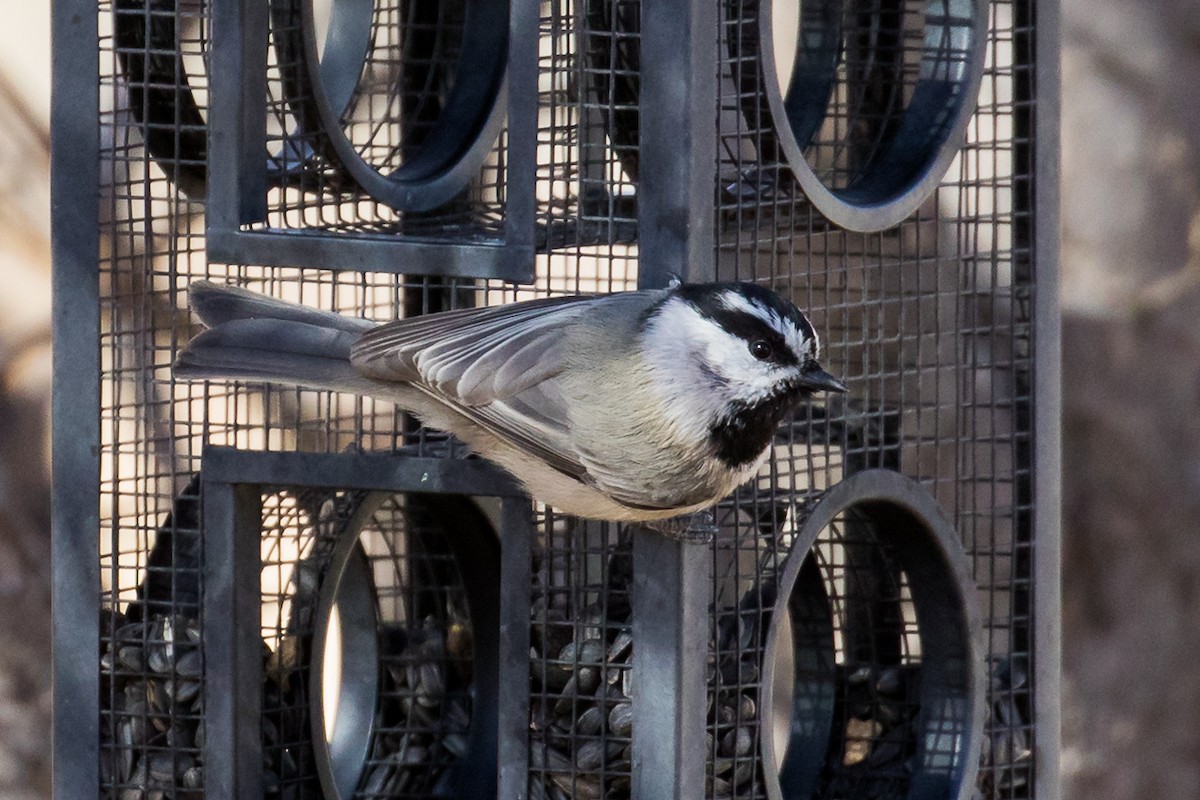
[208,0,269,228]
[503,0,540,279]
[630,533,714,798]
[204,0,537,282]
[200,446,532,800]
[200,446,526,497]
[201,481,264,800]
[1033,0,1063,795]
[49,0,1061,794]
[205,229,534,282]
[630,0,720,794]
[50,0,101,796]
[497,496,534,800]
[636,0,718,284]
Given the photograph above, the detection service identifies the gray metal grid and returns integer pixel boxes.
[346,494,481,799]
[532,0,639,284]
[198,0,533,282]
[253,490,484,799]
[69,0,1049,795]
[705,0,1037,796]
[520,0,1037,796]
[255,490,327,799]
[527,517,635,799]
[253,0,510,238]
[522,0,642,795]
[96,2,509,795]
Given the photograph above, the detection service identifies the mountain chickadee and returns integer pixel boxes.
[175,280,845,523]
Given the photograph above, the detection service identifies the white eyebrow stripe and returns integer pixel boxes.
[718,289,815,363]
[718,291,779,328]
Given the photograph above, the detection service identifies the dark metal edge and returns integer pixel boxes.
[636,0,718,289]
[502,0,541,285]
[205,228,533,282]
[50,0,102,796]
[199,446,525,497]
[761,0,991,232]
[201,480,265,800]
[309,493,385,800]
[207,0,269,226]
[631,0,720,792]
[761,469,988,800]
[497,497,534,799]
[206,0,536,281]
[630,532,714,799]
[201,447,532,799]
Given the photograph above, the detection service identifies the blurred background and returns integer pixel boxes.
[0,0,1196,797]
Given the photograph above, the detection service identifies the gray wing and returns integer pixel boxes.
[351,295,600,404]
[351,295,604,480]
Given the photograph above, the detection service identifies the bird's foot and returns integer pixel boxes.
[640,510,718,543]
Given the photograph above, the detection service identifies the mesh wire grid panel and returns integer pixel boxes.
[86,0,1041,798]
[526,0,1035,797]
[251,0,510,238]
[253,489,488,799]
[703,0,1035,798]
[97,0,633,796]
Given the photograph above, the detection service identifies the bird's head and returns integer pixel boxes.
[642,282,846,467]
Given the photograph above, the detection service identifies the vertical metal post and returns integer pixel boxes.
[202,480,265,800]
[632,0,719,794]
[51,0,101,796]
[502,0,540,282]
[1033,0,1062,795]
[208,0,269,225]
[497,497,534,799]
[630,533,713,798]
[636,0,718,285]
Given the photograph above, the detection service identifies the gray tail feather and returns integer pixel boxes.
[188,280,376,334]
[176,285,381,395]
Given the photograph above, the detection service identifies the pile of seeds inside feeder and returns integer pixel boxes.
[707,657,766,797]
[100,612,206,800]
[822,663,921,800]
[357,614,475,797]
[100,611,317,799]
[975,657,1032,800]
[527,596,769,799]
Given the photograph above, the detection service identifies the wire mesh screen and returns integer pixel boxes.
[99,476,205,797]
[706,0,1034,797]
[256,490,327,799]
[533,0,639,284]
[527,517,635,799]
[254,0,510,238]
[254,489,492,800]
[523,0,1032,796]
[87,0,1042,795]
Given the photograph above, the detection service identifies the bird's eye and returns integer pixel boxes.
[750,340,773,361]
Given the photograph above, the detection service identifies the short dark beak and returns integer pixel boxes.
[799,363,848,394]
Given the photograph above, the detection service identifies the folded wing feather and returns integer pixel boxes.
[351,295,602,483]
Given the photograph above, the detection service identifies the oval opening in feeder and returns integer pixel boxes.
[114,0,504,211]
[112,0,371,197]
[290,0,509,212]
[734,0,988,231]
[310,492,501,799]
[761,469,985,800]
[312,528,379,799]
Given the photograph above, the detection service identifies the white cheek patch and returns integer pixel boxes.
[702,331,780,400]
[643,299,787,409]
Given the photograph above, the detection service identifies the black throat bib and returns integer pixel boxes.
[709,390,806,469]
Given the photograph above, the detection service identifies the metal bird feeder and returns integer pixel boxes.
[52,0,1060,796]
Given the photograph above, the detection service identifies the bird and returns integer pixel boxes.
[174,280,846,525]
